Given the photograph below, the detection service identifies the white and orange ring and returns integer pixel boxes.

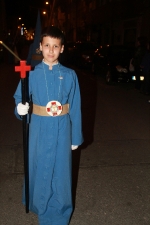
[46,101,62,116]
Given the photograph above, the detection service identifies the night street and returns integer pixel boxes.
[0,62,150,225]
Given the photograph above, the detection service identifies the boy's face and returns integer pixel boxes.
[40,36,64,65]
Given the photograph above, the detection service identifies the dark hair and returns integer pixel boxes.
[40,26,65,45]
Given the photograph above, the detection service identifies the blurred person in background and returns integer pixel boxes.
[132,36,148,90]
[140,41,150,95]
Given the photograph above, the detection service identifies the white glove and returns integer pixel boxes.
[71,145,78,150]
[17,102,29,115]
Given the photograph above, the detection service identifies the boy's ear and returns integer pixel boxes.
[61,45,64,53]
[40,43,42,51]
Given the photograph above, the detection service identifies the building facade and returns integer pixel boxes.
[56,0,150,46]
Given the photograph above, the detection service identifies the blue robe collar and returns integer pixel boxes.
[42,59,60,71]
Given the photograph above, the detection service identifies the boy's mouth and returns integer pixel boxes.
[47,54,54,57]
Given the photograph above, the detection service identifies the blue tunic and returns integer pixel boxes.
[13,62,83,225]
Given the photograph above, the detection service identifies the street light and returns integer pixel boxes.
[42,10,49,27]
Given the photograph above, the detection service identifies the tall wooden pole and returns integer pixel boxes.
[48,0,57,26]
[15,61,31,213]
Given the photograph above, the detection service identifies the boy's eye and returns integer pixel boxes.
[44,44,58,48]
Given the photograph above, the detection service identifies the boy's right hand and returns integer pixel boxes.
[17,102,29,115]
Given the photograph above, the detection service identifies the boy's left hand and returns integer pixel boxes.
[71,145,78,150]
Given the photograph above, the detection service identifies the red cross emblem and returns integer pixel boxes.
[15,61,31,78]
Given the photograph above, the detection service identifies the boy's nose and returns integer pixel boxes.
[49,47,53,52]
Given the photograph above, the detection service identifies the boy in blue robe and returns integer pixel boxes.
[13,26,83,225]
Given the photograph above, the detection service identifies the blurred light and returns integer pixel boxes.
[46,2,49,4]
[43,11,46,14]
[132,76,144,81]
[132,76,136,80]
[82,54,90,60]
[19,17,21,20]
[116,65,128,73]
[21,27,24,35]
[22,24,24,26]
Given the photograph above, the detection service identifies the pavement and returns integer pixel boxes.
[0,62,150,225]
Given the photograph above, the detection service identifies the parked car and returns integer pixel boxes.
[130,69,144,82]
[92,45,135,83]
[67,41,97,68]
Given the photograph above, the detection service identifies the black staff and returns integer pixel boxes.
[15,61,31,213]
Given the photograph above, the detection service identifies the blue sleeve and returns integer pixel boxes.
[13,80,22,120]
[68,71,84,146]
